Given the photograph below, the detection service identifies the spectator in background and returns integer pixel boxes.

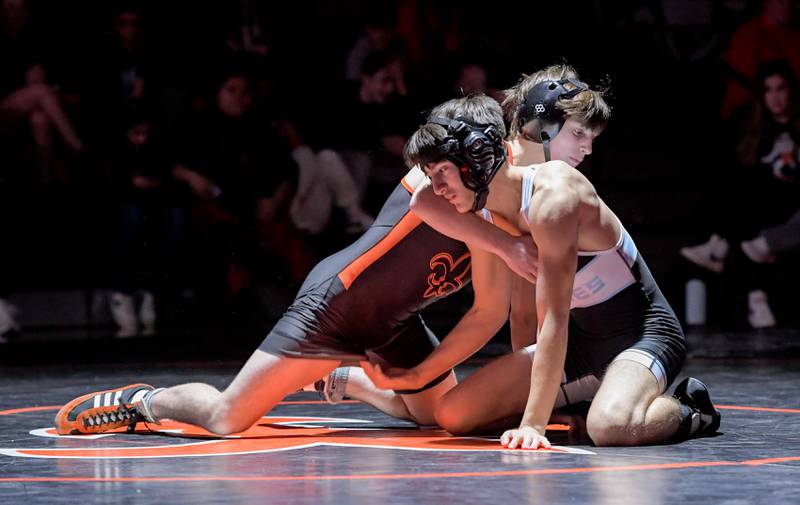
[109,3,148,101]
[452,60,504,103]
[681,59,799,327]
[276,119,374,238]
[740,209,800,265]
[721,0,800,118]
[172,66,314,297]
[396,0,462,72]
[329,52,416,209]
[225,0,270,58]
[84,1,154,143]
[0,0,83,183]
[345,9,408,96]
[106,101,184,338]
[244,63,374,240]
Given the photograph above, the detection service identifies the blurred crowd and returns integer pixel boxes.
[0,0,798,340]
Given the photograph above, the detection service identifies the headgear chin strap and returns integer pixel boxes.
[518,78,588,161]
[428,116,506,211]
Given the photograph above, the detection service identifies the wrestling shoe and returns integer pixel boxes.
[303,368,350,404]
[741,236,776,264]
[55,383,156,435]
[673,377,721,439]
[679,234,728,274]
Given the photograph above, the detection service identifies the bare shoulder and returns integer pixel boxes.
[533,160,589,188]
[530,161,582,225]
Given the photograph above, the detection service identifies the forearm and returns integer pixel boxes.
[414,308,507,383]
[172,164,197,183]
[519,324,568,432]
[410,184,510,255]
[509,277,537,350]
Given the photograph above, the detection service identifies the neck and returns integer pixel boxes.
[509,136,547,166]
[485,163,523,220]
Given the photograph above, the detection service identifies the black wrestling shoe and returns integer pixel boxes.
[673,377,721,439]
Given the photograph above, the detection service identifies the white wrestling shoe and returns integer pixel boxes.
[302,368,350,404]
[740,236,776,264]
[680,234,728,273]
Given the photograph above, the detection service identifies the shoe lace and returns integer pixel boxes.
[82,403,142,432]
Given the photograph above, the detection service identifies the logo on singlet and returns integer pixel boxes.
[423,252,471,299]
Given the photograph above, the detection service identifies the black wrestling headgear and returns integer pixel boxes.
[518,78,588,161]
[427,116,506,211]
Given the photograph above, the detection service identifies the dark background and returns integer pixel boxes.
[1,0,798,359]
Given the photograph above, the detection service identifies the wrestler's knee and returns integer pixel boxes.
[205,399,254,436]
[434,391,474,435]
[586,400,642,446]
[317,149,343,164]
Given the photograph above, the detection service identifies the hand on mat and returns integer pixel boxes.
[360,361,423,391]
[501,425,551,450]
[499,235,538,283]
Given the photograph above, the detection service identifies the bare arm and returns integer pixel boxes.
[362,245,513,390]
[509,277,537,350]
[410,180,538,282]
[173,164,219,200]
[255,181,293,222]
[502,188,579,450]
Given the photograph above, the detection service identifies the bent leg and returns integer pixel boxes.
[1,84,82,151]
[290,146,333,233]
[329,366,413,420]
[435,350,533,435]
[400,370,457,426]
[150,350,340,435]
[586,359,680,446]
[761,208,800,255]
[311,367,456,424]
[318,149,363,208]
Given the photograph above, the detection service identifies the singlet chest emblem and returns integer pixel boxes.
[423,252,471,299]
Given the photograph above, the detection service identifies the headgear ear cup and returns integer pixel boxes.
[428,116,506,211]
[519,78,588,161]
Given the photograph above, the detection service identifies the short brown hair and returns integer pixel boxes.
[503,64,611,137]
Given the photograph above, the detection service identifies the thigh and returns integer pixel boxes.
[588,359,661,421]
[219,349,342,424]
[400,370,457,426]
[437,350,533,433]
